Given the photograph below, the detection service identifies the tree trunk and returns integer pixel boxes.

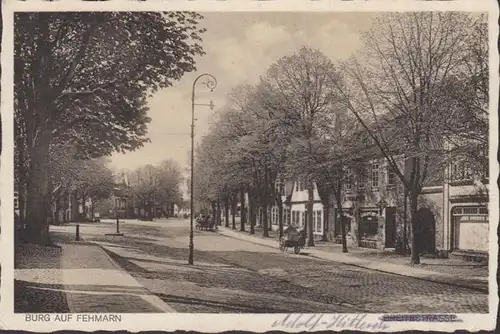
[403,189,409,255]
[53,195,59,225]
[63,191,69,224]
[211,201,217,222]
[231,195,237,230]
[15,132,27,228]
[91,200,95,220]
[262,201,269,237]
[224,198,230,228]
[277,200,284,238]
[24,130,52,245]
[306,182,315,247]
[249,193,256,234]
[18,187,26,227]
[217,201,222,226]
[322,203,330,241]
[409,190,420,264]
[240,187,246,231]
[336,191,348,253]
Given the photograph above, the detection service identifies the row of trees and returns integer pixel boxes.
[14,12,206,244]
[194,12,488,264]
[127,159,184,220]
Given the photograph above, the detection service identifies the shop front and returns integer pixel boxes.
[359,209,379,249]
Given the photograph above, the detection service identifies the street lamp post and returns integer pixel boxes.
[189,73,217,265]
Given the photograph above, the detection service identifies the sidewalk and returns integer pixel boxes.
[15,227,175,313]
[217,227,489,293]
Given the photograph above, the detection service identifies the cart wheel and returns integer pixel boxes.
[279,242,285,252]
[294,246,300,254]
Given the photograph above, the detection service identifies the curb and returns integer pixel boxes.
[93,242,177,313]
[216,228,489,294]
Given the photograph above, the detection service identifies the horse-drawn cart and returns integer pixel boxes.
[279,226,306,254]
[195,215,215,231]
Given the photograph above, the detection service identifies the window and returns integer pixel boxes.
[272,207,278,225]
[275,179,285,196]
[371,162,379,189]
[292,211,299,225]
[299,180,305,191]
[453,206,488,216]
[479,207,488,215]
[285,207,291,225]
[358,177,366,191]
[314,210,322,233]
[345,169,352,193]
[387,166,396,186]
[451,161,473,181]
[14,192,19,210]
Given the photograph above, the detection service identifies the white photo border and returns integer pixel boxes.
[1,0,498,332]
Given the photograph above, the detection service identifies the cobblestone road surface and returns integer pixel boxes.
[87,219,488,314]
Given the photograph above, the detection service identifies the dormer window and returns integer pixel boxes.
[296,179,306,192]
[275,179,285,195]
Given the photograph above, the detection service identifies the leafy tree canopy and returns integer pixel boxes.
[15,11,206,158]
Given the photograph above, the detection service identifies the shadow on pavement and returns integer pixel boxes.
[15,280,70,313]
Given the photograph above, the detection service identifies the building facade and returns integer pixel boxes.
[327,154,489,258]
[289,179,325,236]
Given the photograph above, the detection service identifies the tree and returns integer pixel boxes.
[335,12,485,263]
[129,164,160,220]
[260,47,340,246]
[436,14,488,173]
[73,158,115,218]
[15,12,206,243]
[156,159,183,214]
[311,108,365,252]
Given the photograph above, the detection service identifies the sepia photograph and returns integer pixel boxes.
[4,2,497,332]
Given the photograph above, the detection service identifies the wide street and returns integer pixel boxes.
[72,218,489,314]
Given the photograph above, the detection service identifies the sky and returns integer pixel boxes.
[109,12,376,175]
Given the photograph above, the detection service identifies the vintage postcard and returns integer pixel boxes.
[1,0,498,332]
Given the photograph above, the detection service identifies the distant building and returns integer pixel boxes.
[110,171,134,219]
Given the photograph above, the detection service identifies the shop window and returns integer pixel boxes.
[360,215,378,238]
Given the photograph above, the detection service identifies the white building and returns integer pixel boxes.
[289,179,324,236]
